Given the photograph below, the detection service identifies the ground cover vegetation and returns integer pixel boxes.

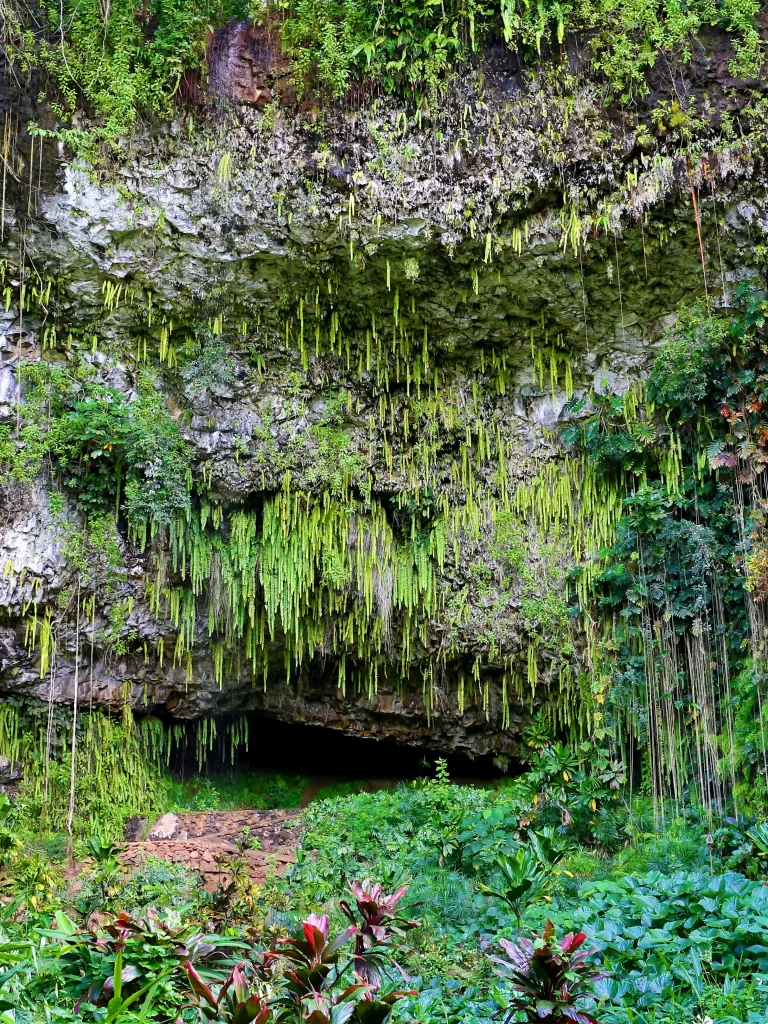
[2,756,768,1022]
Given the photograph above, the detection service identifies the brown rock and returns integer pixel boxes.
[207,22,289,107]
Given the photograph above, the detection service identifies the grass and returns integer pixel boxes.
[160,771,309,811]
[158,771,378,813]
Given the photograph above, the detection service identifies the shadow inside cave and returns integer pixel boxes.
[165,712,520,793]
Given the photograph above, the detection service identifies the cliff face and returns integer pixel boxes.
[1,28,766,758]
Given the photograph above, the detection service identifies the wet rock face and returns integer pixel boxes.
[0,48,767,755]
[0,474,525,757]
[207,22,291,107]
[0,497,526,758]
[0,755,21,785]
[0,753,22,801]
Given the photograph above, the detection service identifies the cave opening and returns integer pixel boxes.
[167,712,519,789]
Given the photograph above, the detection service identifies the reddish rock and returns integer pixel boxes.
[120,808,302,887]
[207,21,290,107]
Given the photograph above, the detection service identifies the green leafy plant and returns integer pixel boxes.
[75,836,128,917]
[5,851,63,916]
[6,0,252,152]
[746,821,768,859]
[208,850,263,931]
[275,0,763,101]
[180,330,237,403]
[478,847,551,932]
[560,391,652,475]
[3,369,192,528]
[568,869,768,1014]
[37,907,234,1015]
[86,836,124,863]
[0,795,20,863]
[89,948,174,1022]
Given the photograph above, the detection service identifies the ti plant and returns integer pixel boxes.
[492,920,603,1024]
[266,910,413,1022]
[340,880,419,988]
[254,892,414,1024]
[265,912,358,1013]
[184,962,271,1024]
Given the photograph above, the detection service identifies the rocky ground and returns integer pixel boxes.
[121,808,302,888]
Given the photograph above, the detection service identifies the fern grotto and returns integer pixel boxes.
[1,2,768,1022]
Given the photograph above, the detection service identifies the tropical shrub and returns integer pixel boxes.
[562,287,768,817]
[492,920,602,1024]
[33,907,238,1015]
[185,889,417,1024]
[340,879,419,986]
[1,366,191,528]
[76,851,204,919]
[478,847,553,932]
[6,0,251,150]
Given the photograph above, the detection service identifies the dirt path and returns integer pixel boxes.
[121,809,302,888]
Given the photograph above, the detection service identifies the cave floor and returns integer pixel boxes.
[120,808,303,888]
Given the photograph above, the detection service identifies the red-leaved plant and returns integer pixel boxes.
[267,912,358,1009]
[492,920,603,1024]
[184,962,271,1024]
[339,880,418,989]
[183,884,416,1024]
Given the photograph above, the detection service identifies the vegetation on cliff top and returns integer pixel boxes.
[2,0,764,150]
[278,0,763,98]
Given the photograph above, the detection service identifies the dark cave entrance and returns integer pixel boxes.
[168,712,517,786]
